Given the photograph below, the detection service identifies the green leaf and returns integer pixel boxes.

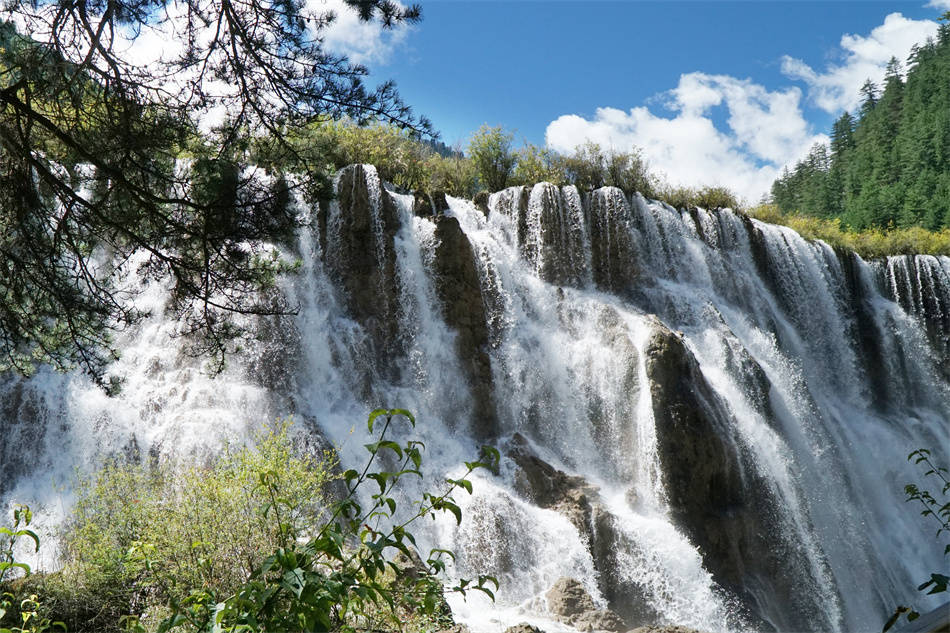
[367,408,389,432]
[281,568,305,597]
[423,590,437,613]
[388,408,416,427]
[0,561,31,576]
[368,472,389,493]
[377,440,403,459]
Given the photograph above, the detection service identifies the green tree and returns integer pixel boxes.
[604,147,655,198]
[562,141,608,191]
[0,0,430,380]
[467,125,516,193]
[425,144,479,198]
[771,21,950,233]
[510,142,567,187]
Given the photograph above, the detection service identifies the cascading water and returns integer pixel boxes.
[1,164,948,632]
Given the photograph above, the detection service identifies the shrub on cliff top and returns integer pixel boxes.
[748,204,950,257]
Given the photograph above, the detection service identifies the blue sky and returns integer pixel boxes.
[326,1,949,201]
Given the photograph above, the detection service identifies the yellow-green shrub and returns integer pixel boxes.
[510,143,568,187]
[747,204,950,257]
[61,420,336,627]
[424,152,478,198]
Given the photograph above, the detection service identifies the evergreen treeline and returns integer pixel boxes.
[771,13,950,230]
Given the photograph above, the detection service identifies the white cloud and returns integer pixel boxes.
[926,0,950,10]
[317,0,414,66]
[781,12,938,113]
[546,73,826,203]
[544,12,943,202]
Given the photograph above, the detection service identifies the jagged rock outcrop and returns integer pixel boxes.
[431,215,498,438]
[507,432,597,528]
[645,323,822,632]
[0,380,53,496]
[321,165,403,386]
[880,254,950,383]
[413,190,449,217]
[587,187,638,295]
[474,191,490,215]
[506,435,657,627]
[521,183,590,287]
[545,577,626,632]
[838,251,897,408]
[645,324,746,569]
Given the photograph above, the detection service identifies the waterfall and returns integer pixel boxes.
[2,166,948,632]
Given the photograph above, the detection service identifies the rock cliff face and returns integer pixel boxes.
[545,577,627,632]
[320,164,403,390]
[645,324,830,632]
[323,166,499,438]
[431,215,498,438]
[0,381,54,497]
[506,434,659,628]
[587,187,638,295]
[879,254,950,382]
[311,171,948,633]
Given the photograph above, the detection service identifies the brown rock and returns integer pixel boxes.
[507,433,597,532]
[519,183,591,286]
[572,609,627,632]
[503,625,545,633]
[507,436,655,627]
[545,577,626,632]
[321,164,403,389]
[413,190,449,217]
[474,190,490,215]
[587,187,638,295]
[546,577,598,619]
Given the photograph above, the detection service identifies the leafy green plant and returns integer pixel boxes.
[468,125,517,193]
[1,506,37,585]
[510,143,568,188]
[424,151,479,199]
[1,506,65,633]
[154,408,499,633]
[18,411,495,632]
[57,419,337,628]
[882,448,950,632]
